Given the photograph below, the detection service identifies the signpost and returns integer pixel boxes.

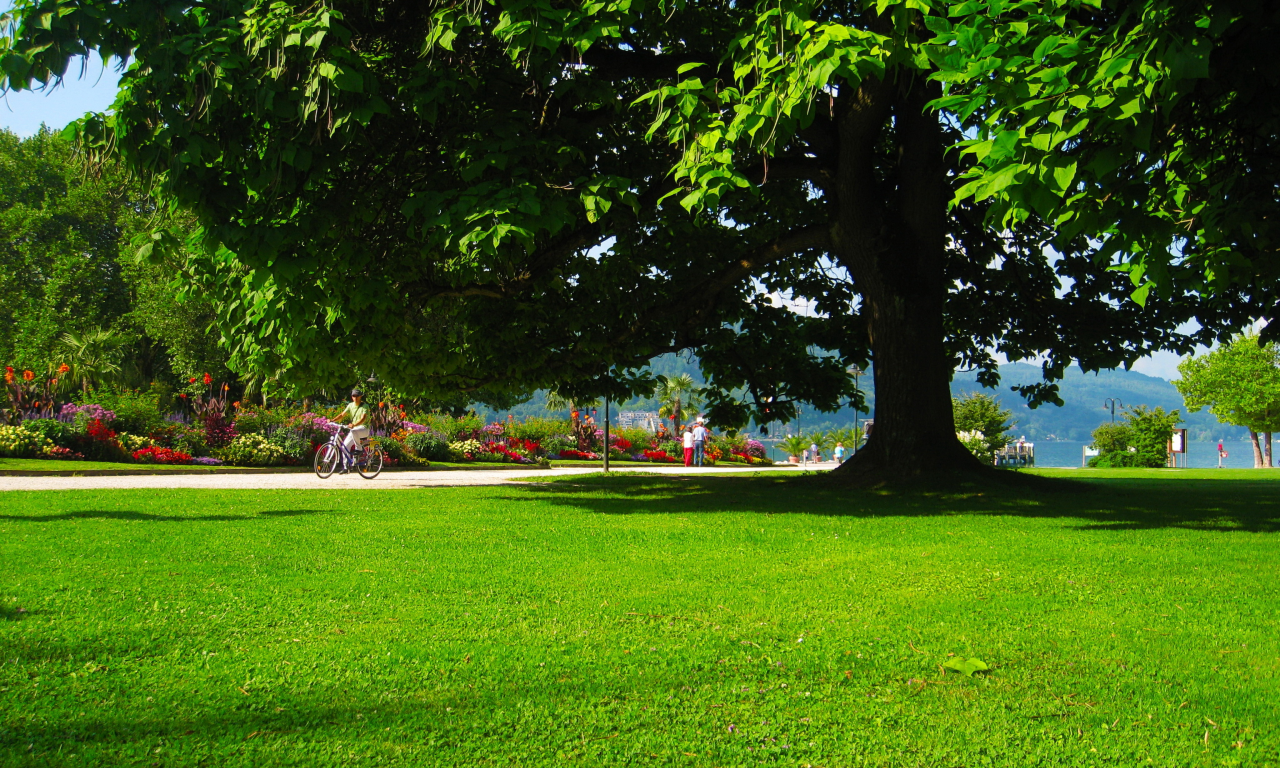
[1168,428,1187,468]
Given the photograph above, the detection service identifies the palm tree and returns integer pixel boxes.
[60,328,123,394]
[655,374,702,430]
[827,426,866,451]
[779,434,810,460]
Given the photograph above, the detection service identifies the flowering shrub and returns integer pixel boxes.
[266,429,315,464]
[118,433,156,453]
[557,449,600,460]
[610,436,633,451]
[86,419,117,442]
[219,434,287,466]
[641,449,679,463]
[191,456,222,466]
[0,425,53,458]
[132,446,192,464]
[43,445,83,460]
[202,415,238,448]
[745,439,767,459]
[480,423,505,437]
[448,439,485,461]
[61,403,116,425]
[483,441,538,464]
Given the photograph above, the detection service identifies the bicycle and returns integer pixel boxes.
[314,425,384,480]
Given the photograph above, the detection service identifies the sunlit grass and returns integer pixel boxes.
[2,473,1277,766]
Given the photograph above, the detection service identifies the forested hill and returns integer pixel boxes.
[951,363,1246,442]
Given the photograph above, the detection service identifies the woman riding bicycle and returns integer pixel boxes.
[335,389,371,472]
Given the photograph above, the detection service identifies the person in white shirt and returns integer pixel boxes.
[692,419,709,466]
[682,426,695,467]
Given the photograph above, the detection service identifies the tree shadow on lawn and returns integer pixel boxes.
[0,509,324,524]
[516,474,1280,533]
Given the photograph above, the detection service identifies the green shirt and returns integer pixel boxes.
[343,401,369,426]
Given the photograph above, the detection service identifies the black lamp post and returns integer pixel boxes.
[1104,398,1124,423]
[848,365,863,451]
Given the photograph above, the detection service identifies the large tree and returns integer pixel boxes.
[2,0,1271,479]
[1175,335,1280,468]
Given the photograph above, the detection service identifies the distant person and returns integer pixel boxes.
[810,440,820,463]
[682,426,695,467]
[833,442,845,464]
[692,419,709,466]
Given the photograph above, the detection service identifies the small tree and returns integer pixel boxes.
[655,375,702,432]
[1089,407,1180,469]
[952,393,1015,465]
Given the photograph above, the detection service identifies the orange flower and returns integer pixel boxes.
[3,372,12,384]
[22,370,34,381]
[203,373,213,385]
[57,363,70,375]
[233,401,241,408]
[379,401,386,408]
[222,383,229,390]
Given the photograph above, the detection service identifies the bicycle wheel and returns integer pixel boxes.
[358,445,383,479]
[314,443,340,478]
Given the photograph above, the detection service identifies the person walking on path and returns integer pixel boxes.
[833,442,845,464]
[810,440,820,463]
[682,426,695,467]
[692,419,709,466]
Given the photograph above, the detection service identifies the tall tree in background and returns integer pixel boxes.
[1175,336,1280,467]
[3,0,1274,480]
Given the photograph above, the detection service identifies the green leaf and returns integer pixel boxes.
[1052,160,1077,195]
[942,656,990,676]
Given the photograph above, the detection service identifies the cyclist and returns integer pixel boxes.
[335,389,371,472]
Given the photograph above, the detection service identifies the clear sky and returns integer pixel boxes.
[0,31,1191,380]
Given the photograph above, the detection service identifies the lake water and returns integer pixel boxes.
[1033,440,1265,469]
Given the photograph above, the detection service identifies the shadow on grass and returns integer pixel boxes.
[0,509,324,523]
[516,473,1280,533]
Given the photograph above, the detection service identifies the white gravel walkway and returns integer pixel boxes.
[0,462,834,491]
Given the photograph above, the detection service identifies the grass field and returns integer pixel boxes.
[2,471,1278,766]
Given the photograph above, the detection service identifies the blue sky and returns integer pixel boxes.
[0,37,1190,380]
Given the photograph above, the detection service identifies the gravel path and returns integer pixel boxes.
[0,463,834,491]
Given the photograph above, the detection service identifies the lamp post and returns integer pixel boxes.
[1104,398,1124,423]
[848,365,863,452]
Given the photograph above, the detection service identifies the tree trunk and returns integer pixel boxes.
[826,76,986,481]
[1250,430,1263,468]
[1266,432,1273,468]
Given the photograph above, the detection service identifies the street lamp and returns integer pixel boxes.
[1104,398,1124,423]
[848,365,863,451]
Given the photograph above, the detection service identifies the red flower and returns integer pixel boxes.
[57,363,70,374]
[179,393,188,399]
[22,370,34,381]
[203,373,212,385]
[189,377,197,383]
[378,401,386,408]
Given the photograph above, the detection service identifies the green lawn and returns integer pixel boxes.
[2,473,1277,767]
[0,458,224,472]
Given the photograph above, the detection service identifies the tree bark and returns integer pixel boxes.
[826,76,987,481]
[1250,430,1263,468]
[1266,432,1273,468]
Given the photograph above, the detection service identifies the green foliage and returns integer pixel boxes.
[404,430,450,462]
[78,388,166,436]
[778,434,810,459]
[1089,406,1180,469]
[20,418,68,446]
[1175,335,1280,434]
[953,392,1015,462]
[941,656,989,677]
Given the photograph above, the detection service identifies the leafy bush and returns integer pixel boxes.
[173,425,208,457]
[132,446,192,464]
[374,436,417,465]
[219,434,288,466]
[508,417,572,445]
[117,433,156,453]
[405,429,450,461]
[233,409,285,434]
[22,419,71,447]
[1088,407,1179,468]
[80,389,166,435]
[267,428,316,463]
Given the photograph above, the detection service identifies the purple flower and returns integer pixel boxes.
[191,456,222,465]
